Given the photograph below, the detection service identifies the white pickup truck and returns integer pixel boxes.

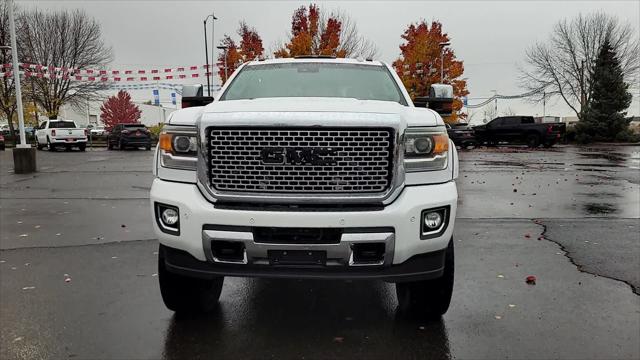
[35,119,88,151]
[151,57,459,319]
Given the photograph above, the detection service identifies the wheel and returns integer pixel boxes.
[396,239,454,320]
[526,134,541,148]
[145,145,151,151]
[158,245,224,313]
[118,139,124,150]
[107,138,113,150]
[78,144,86,152]
[47,137,55,151]
[542,141,554,148]
[36,138,44,150]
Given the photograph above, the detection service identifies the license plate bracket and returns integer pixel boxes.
[268,250,326,266]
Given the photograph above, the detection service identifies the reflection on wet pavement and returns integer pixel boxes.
[162,279,452,359]
[457,145,640,218]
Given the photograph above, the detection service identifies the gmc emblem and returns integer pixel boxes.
[260,147,338,166]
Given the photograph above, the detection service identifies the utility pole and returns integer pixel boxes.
[491,89,498,114]
[580,59,586,116]
[542,91,546,117]
[439,42,450,83]
[217,45,228,83]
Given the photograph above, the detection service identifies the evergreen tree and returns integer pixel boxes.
[576,39,633,142]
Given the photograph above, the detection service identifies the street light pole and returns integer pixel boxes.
[203,20,210,96]
[204,13,218,94]
[6,0,36,174]
[8,2,26,148]
[439,41,450,83]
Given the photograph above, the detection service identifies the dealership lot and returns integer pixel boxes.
[1,146,639,359]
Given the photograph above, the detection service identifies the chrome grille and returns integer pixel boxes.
[207,127,394,193]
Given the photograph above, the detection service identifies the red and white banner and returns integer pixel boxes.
[0,63,215,82]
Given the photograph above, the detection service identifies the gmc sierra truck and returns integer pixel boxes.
[151,57,459,319]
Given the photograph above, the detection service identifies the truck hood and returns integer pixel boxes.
[199,97,442,128]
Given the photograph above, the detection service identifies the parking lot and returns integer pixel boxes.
[1,145,639,359]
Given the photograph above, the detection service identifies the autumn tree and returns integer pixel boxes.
[274,3,377,58]
[100,90,141,130]
[217,21,263,84]
[392,21,469,123]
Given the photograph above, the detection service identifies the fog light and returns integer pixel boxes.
[424,211,442,229]
[161,208,179,225]
[420,206,449,239]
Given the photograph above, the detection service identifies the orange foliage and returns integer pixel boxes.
[275,3,347,58]
[217,36,243,85]
[392,21,469,122]
[218,22,264,84]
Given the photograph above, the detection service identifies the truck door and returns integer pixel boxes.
[501,117,521,141]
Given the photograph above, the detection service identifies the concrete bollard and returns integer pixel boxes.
[12,147,37,174]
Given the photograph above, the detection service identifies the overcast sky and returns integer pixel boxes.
[19,0,640,122]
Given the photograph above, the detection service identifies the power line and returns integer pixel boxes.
[465,88,556,109]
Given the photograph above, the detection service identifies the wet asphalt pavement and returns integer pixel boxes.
[0,145,639,359]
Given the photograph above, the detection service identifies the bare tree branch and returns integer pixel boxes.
[520,12,639,119]
[19,8,112,118]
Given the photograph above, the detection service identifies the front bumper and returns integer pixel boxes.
[150,179,457,280]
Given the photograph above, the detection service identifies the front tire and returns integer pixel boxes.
[396,239,454,320]
[79,144,86,151]
[158,246,224,313]
[526,134,541,148]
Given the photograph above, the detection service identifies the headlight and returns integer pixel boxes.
[404,128,449,172]
[159,125,197,170]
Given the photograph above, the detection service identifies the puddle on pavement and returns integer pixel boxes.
[574,163,625,168]
[577,151,627,162]
[583,203,618,215]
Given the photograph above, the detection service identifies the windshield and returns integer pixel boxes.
[50,121,76,129]
[221,62,406,105]
[123,124,146,129]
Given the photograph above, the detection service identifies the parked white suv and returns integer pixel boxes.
[151,57,459,319]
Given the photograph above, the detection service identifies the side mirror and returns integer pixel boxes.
[413,84,454,117]
[181,84,214,108]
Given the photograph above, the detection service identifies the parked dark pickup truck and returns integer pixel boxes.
[473,116,565,148]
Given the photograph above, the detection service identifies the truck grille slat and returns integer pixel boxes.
[206,127,394,193]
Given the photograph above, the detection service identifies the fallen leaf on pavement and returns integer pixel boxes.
[22,286,36,290]
[526,275,537,285]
